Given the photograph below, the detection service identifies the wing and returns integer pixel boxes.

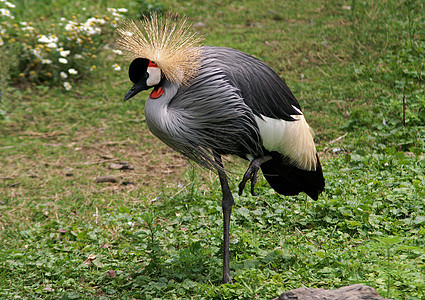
[198,47,318,171]
[201,46,302,121]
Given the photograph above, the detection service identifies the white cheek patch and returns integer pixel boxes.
[255,110,317,171]
[146,67,161,86]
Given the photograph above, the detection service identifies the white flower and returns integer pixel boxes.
[41,59,52,64]
[112,49,123,55]
[0,37,4,46]
[59,58,68,64]
[5,1,15,8]
[60,50,70,57]
[30,48,43,59]
[64,82,72,90]
[50,35,59,43]
[47,42,58,48]
[21,26,35,31]
[85,17,105,25]
[68,68,78,75]
[84,26,101,35]
[0,8,14,19]
[74,54,83,59]
[38,34,58,44]
[112,64,121,71]
[60,72,68,79]
[64,21,78,32]
[117,8,128,13]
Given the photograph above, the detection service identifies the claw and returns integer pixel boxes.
[250,166,259,196]
[238,167,254,196]
[238,155,272,196]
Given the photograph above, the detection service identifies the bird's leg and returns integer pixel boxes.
[238,155,272,196]
[214,154,234,284]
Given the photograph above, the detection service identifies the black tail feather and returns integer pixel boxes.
[260,152,325,200]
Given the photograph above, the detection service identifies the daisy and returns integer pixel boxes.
[63,82,72,90]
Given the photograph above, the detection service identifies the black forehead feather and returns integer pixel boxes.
[129,58,149,83]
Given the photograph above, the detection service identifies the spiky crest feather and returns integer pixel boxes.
[116,14,203,85]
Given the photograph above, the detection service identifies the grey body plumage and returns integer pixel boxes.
[123,44,325,283]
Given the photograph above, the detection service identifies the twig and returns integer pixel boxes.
[24,122,80,138]
[100,140,129,146]
[327,133,348,145]
[402,91,406,127]
[6,182,21,188]
[70,158,121,166]
[294,227,315,245]
[315,65,331,78]
[170,182,191,198]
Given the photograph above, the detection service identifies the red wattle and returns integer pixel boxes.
[150,87,164,99]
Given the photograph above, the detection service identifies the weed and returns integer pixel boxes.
[138,211,164,275]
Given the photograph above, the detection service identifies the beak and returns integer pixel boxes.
[123,80,150,101]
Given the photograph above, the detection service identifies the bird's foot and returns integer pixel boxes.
[238,156,272,196]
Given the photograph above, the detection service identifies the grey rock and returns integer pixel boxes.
[273,284,390,300]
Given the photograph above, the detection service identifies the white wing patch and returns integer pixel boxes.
[255,109,317,171]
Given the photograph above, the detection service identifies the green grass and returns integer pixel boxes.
[1,0,425,299]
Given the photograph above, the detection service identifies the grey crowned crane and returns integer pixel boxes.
[117,15,325,284]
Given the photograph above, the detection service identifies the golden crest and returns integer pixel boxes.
[116,14,203,85]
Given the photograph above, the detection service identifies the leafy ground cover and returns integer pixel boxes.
[1,0,424,299]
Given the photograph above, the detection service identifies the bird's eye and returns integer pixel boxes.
[143,72,149,79]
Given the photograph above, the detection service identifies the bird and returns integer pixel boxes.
[116,14,325,284]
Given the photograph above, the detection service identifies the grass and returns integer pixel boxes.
[1,0,425,299]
